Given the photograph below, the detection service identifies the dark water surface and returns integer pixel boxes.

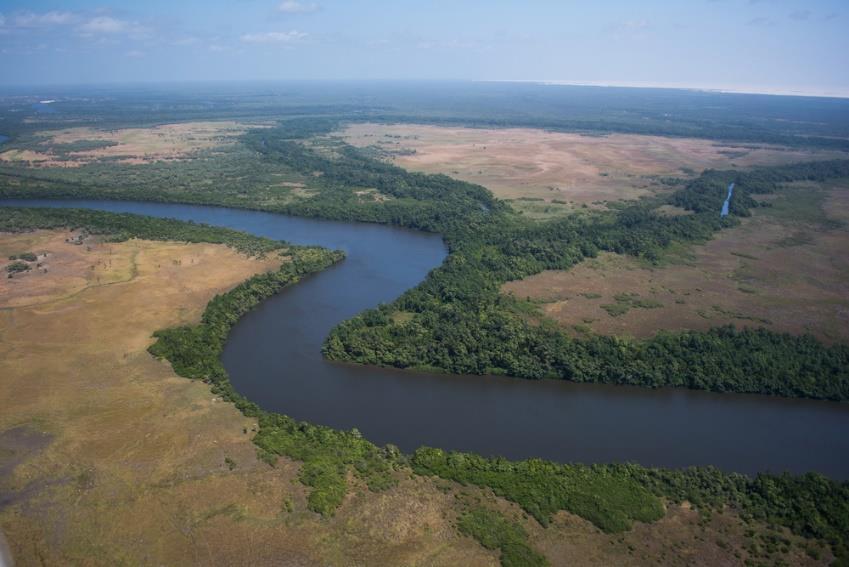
[3,198,849,478]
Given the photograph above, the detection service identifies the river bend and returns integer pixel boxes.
[3,198,848,478]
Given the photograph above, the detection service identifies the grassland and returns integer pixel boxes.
[340,123,848,216]
[503,180,849,343]
[0,121,261,168]
[0,229,497,566]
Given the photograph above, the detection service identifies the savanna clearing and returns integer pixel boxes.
[0,121,264,168]
[503,180,849,343]
[340,123,847,218]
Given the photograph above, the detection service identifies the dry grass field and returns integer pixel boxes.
[0,230,823,565]
[0,230,494,566]
[341,123,847,215]
[0,121,260,168]
[503,181,849,342]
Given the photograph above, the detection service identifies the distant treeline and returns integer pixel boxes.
[4,81,849,149]
[366,113,849,151]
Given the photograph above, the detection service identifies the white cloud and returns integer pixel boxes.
[788,10,811,21]
[746,17,773,27]
[13,11,78,28]
[172,36,200,46]
[78,16,128,34]
[125,49,144,58]
[0,13,6,27]
[240,30,307,44]
[278,1,319,14]
[76,16,151,40]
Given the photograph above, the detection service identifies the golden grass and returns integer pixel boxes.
[503,183,849,342]
[0,121,265,168]
[341,123,848,208]
[0,231,493,566]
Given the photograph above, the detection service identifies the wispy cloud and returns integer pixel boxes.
[12,11,78,28]
[78,16,129,34]
[240,30,307,44]
[125,49,144,58]
[607,19,652,40]
[172,36,200,47]
[746,17,773,27]
[76,16,151,40]
[622,19,650,30]
[788,10,811,21]
[278,1,320,14]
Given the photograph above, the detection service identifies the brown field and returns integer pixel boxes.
[341,123,847,212]
[0,231,493,566]
[0,231,830,565]
[0,121,260,168]
[503,182,849,342]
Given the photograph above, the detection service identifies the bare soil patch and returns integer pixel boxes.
[503,182,849,343]
[341,123,847,211]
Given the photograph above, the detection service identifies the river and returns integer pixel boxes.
[721,182,735,217]
[3,198,848,478]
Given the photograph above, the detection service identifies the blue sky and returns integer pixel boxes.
[0,0,847,96]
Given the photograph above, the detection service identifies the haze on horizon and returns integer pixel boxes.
[0,0,847,98]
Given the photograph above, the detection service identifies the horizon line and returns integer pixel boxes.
[490,79,849,100]
[0,77,847,100]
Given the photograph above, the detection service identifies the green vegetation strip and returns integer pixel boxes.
[413,447,664,532]
[0,206,282,257]
[458,508,548,567]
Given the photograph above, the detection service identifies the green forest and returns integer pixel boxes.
[0,206,284,256]
[3,82,849,149]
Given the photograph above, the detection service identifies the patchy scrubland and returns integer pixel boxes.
[341,123,848,215]
[503,180,849,343]
[0,121,261,168]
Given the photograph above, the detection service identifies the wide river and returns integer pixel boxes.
[4,199,849,478]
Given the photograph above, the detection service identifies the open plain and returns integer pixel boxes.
[503,181,849,342]
[341,123,848,214]
[0,121,261,168]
